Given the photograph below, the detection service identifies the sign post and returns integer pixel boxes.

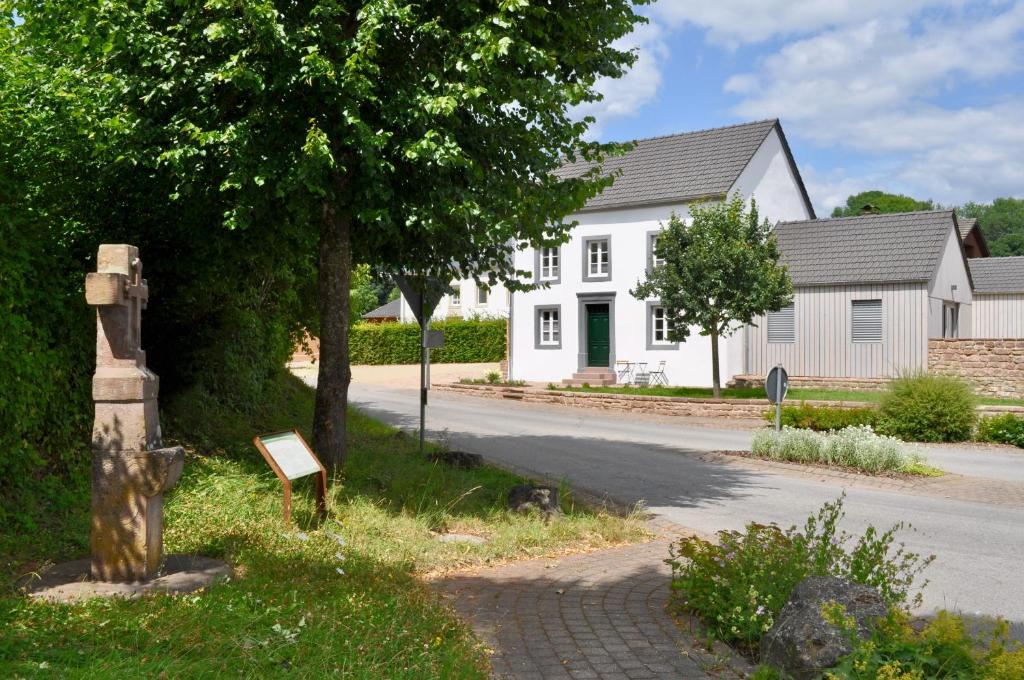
[765,364,789,432]
[395,274,448,455]
[253,430,327,526]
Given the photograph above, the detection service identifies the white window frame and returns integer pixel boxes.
[450,285,461,307]
[582,236,612,281]
[651,306,671,345]
[648,233,666,270]
[540,247,560,281]
[536,306,561,349]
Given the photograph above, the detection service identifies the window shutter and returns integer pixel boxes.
[851,299,882,343]
[767,304,795,343]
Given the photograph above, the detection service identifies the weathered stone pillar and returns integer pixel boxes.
[85,244,183,582]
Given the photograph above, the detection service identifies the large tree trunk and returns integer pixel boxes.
[710,325,721,399]
[313,200,352,472]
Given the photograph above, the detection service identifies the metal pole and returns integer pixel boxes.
[420,295,426,456]
[774,363,783,432]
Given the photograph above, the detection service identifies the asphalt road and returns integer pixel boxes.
[340,381,1024,632]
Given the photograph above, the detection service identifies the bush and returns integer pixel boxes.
[827,608,1023,679]
[348,320,506,365]
[751,426,927,474]
[878,373,977,442]
[667,496,933,653]
[976,413,1024,448]
[770,402,879,431]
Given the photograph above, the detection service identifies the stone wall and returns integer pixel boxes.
[928,339,1024,398]
[730,374,887,392]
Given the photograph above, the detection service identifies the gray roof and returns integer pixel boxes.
[557,119,814,216]
[969,257,1024,294]
[774,210,958,286]
[361,298,401,319]
[957,217,978,240]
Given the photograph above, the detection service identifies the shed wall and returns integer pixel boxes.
[747,283,929,378]
[973,294,1024,338]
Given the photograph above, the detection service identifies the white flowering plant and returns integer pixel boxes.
[751,425,928,474]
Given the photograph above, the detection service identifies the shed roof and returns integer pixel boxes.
[774,210,959,286]
[556,119,814,216]
[968,257,1024,294]
[957,217,978,240]
[361,298,401,319]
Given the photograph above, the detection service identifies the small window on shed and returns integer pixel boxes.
[851,299,882,343]
[767,303,795,343]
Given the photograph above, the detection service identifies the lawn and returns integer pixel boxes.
[555,384,1022,407]
[1,374,646,678]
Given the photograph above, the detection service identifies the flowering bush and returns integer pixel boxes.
[667,496,933,653]
[976,413,1024,448]
[751,425,927,474]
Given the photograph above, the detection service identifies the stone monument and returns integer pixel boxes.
[85,244,184,582]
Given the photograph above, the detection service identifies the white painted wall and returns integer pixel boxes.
[974,295,1024,337]
[398,279,509,323]
[748,283,930,378]
[927,228,973,338]
[731,128,814,223]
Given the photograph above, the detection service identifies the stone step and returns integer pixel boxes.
[562,378,617,387]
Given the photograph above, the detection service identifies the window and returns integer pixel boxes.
[540,247,559,281]
[477,286,488,305]
[648,232,665,270]
[588,240,609,276]
[943,302,959,338]
[767,303,795,343]
[536,306,561,349]
[851,299,882,343]
[450,285,461,307]
[646,302,677,350]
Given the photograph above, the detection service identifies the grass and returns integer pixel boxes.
[555,384,1022,407]
[1,373,646,678]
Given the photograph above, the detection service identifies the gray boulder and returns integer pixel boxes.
[428,450,483,469]
[762,576,887,680]
[507,484,561,518]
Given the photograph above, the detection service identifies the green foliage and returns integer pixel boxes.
[771,402,880,431]
[831,190,934,217]
[826,609,1023,679]
[961,197,1024,256]
[878,373,977,442]
[667,496,933,653]
[631,195,792,394]
[349,320,506,365]
[976,413,1024,447]
[459,377,526,387]
[750,426,932,475]
[350,264,382,323]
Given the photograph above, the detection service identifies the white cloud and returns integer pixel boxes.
[650,0,967,46]
[572,21,669,136]
[722,3,1024,204]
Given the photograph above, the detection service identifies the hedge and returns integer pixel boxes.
[349,319,507,365]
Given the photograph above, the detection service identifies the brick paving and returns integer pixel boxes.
[433,527,750,680]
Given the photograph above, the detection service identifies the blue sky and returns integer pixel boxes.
[577,0,1024,215]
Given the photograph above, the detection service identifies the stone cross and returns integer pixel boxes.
[85,244,184,582]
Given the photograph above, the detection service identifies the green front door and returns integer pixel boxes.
[586,304,610,367]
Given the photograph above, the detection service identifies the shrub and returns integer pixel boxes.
[751,426,926,474]
[485,371,501,384]
[348,319,506,365]
[667,496,933,653]
[770,402,879,431]
[976,413,1024,448]
[878,373,977,442]
[826,608,1023,679]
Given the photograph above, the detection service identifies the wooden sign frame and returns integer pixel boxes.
[252,430,328,526]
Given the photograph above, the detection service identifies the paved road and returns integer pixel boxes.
[342,382,1024,633]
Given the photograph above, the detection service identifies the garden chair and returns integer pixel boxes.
[615,360,634,383]
[633,362,649,386]
[648,361,668,386]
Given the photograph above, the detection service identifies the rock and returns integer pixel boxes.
[761,576,887,680]
[428,450,484,469]
[435,533,486,545]
[507,484,561,518]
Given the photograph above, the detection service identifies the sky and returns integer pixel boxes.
[576,0,1024,216]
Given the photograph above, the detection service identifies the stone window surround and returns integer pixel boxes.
[582,235,612,282]
[534,245,562,285]
[646,230,665,273]
[646,301,678,351]
[534,305,562,350]
[576,292,616,370]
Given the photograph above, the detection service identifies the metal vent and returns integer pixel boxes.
[767,304,795,343]
[851,299,882,343]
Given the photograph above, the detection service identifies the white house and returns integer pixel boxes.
[506,119,815,385]
[397,279,510,323]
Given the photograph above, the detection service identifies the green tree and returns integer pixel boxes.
[960,198,1024,256]
[831,190,934,217]
[14,1,645,469]
[350,265,381,323]
[631,195,792,397]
